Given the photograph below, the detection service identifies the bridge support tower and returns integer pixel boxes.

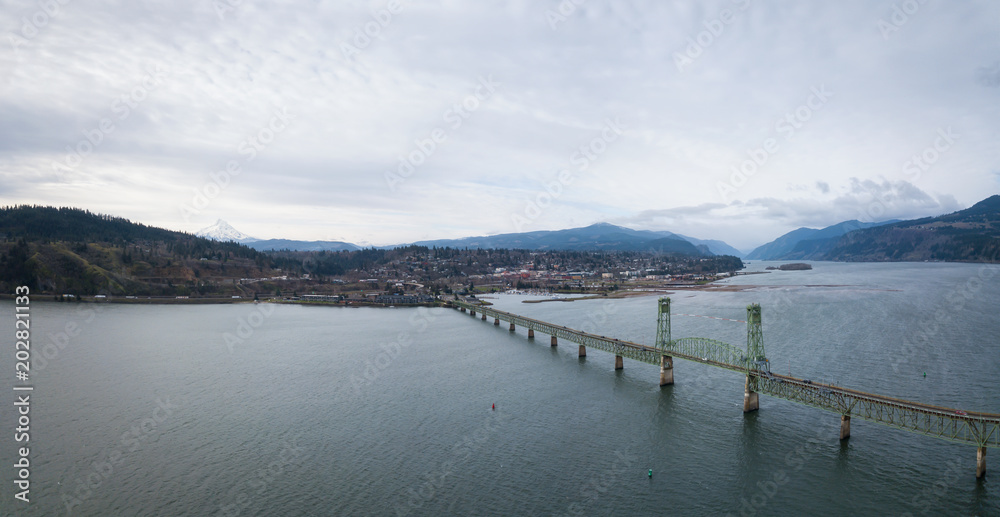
[840,415,851,440]
[744,378,759,412]
[528,329,534,339]
[494,318,500,326]
[579,345,586,357]
[979,447,987,479]
[743,303,764,413]
[509,323,515,332]
[656,297,674,385]
[615,355,623,370]
[660,355,674,386]
[551,336,558,347]
[482,314,487,321]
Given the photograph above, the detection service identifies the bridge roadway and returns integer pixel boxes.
[452,299,669,366]
[450,298,999,477]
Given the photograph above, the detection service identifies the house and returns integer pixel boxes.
[301,294,342,302]
[375,294,435,305]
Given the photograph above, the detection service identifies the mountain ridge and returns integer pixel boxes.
[405,223,711,255]
[196,219,743,256]
[746,219,900,260]
[195,220,360,252]
[819,195,1000,262]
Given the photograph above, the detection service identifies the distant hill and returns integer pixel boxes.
[3,206,185,244]
[196,219,360,252]
[0,206,278,296]
[408,223,712,256]
[746,219,899,260]
[193,219,740,257]
[820,195,1000,262]
[671,234,744,257]
[246,239,360,252]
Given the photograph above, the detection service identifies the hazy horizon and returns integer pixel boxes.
[192,214,925,254]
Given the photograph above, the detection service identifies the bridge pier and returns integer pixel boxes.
[470,310,475,317]
[840,415,851,440]
[449,299,999,480]
[659,355,673,386]
[743,376,759,412]
[551,336,558,347]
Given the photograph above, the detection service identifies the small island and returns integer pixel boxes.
[766,263,813,271]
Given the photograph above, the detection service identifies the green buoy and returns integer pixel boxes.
[923,372,926,378]
[648,469,652,478]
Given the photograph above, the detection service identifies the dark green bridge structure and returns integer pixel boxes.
[450,297,998,478]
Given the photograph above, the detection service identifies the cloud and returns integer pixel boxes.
[749,178,959,225]
[612,179,963,250]
[0,1,998,249]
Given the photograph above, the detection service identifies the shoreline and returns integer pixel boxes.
[0,294,444,308]
[0,282,890,306]
[518,282,879,303]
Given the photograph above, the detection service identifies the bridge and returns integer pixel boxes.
[449,297,999,478]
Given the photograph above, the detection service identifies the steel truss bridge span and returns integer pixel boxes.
[449,297,998,478]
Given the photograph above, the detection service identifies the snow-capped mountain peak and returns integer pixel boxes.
[196,219,257,242]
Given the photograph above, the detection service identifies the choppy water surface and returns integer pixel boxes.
[1,261,998,515]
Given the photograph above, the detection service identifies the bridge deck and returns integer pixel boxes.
[452,299,1000,449]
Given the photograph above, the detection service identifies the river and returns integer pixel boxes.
[1,261,997,515]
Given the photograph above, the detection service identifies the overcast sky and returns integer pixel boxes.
[3,1,999,251]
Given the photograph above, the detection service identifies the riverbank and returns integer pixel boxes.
[517,282,878,303]
[0,294,445,308]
